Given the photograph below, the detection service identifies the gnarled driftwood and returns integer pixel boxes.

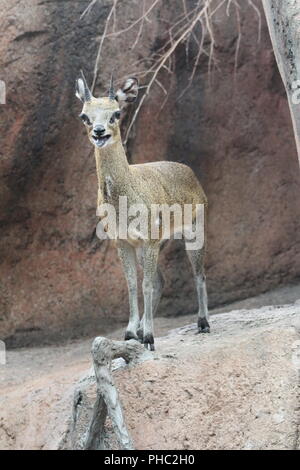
[71,337,147,450]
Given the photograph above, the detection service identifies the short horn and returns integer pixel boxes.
[108,73,115,101]
[80,70,92,102]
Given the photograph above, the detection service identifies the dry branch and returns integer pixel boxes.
[92,0,119,92]
[82,0,262,143]
[73,337,147,450]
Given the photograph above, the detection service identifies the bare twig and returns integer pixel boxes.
[234,0,242,77]
[132,0,146,50]
[92,0,119,91]
[105,0,161,39]
[80,0,98,19]
[248,0,261,44]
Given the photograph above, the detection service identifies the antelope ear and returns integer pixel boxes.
[75,78,86,102]
[115,77,139,107]
[75,71,93,102]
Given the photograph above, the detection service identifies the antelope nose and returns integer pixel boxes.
[94,125,105,136]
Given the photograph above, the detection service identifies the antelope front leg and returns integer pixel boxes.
[117,240,140,341]
[142,243,160,351]
[137,266,164,342]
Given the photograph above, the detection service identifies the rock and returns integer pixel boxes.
[1,304,300,450]
[0,1,300,345]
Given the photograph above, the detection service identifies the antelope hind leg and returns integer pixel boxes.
[186,246,210,333]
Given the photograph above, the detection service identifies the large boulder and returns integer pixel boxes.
[0,0,300,345]
[1,304,300,450]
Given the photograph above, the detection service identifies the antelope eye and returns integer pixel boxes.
[110,111,121,124]
[79,113,91,126]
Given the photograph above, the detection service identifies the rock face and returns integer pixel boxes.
[1,304,300,450]
[0,0,300,345]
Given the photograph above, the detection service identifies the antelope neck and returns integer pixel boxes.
[95,139,130,188]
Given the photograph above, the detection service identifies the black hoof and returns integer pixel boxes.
[124,331,138,341]
[199,327,210,334]
[198,318,210,334]
[143,333,155,351]
[144,343,155,351]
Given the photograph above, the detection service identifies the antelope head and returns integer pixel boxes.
[76,72,139,149]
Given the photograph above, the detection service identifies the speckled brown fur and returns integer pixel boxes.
[76,77,209,350]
